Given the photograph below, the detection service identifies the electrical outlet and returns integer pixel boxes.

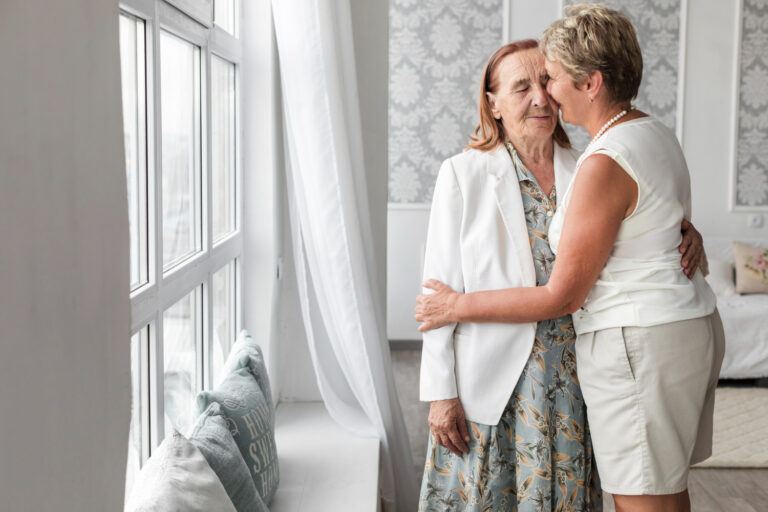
[747,214,765,229]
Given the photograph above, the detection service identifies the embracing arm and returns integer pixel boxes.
[416,155,636,330]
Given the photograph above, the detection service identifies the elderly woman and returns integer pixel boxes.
[417,38,701,511]
[417,5,723,512]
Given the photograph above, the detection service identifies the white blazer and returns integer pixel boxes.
[419,143,580,425]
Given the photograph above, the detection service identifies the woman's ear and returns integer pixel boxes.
[486,92,501,119]
[582,70,604,102]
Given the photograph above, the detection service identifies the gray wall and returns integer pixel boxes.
[0,0,130,509]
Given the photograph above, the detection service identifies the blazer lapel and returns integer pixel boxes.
[486,146,537,287]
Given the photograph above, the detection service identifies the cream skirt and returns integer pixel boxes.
[575,310,725,495]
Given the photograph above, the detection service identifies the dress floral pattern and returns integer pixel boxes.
[418,144,602,511]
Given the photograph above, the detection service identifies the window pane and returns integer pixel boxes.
[214,0,236,36]
[161,32,201,270]
[163,289,200,437]
[119,15,148,290]
[125,327,146,500]
[211,56,236,242]
[211,260,236,386]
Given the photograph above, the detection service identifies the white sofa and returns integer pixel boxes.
[704,237,768,379]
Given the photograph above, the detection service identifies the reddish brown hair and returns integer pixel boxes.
[468,39,571,151]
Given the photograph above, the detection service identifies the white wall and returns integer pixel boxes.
[682,1,768,237]
[387,0,768,341]
[0,0,130,509]
[241,0,283,405]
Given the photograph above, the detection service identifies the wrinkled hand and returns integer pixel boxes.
[415,279,460,332]
[429,398,470,456]
[679,219,703,278]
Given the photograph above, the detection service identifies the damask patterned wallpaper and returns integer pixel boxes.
[735,0,768,208]
[388,0,685,204]
[562,0,681,149]
[388,0,503,204]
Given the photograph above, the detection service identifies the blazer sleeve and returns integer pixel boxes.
[419,158,465,402]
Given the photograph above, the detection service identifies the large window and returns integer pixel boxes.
[119,0,242,497]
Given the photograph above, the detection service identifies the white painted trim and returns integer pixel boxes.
[163,0,213,28]
[676,0,688,146]
[139,327,151,464]
[502,0,511,43]
[158,1,208,45]
[388,202,430,211]
[210,27,242,63]
[729,0,746,213]
[149,310,164,451]
[558,0,565,16]
[150,0,166,450]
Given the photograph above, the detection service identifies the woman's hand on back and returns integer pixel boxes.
[679,219,703,278]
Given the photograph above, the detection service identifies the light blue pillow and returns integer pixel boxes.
[189,402,268,512]
[197,367,279,505]
[221,331,274,417]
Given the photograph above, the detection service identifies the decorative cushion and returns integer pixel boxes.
[733,241,768,294]
[124,431,236,512]
[197,367,279,505]
[189,402,268,512]
[220,330,274,417]
[705,258,738,297]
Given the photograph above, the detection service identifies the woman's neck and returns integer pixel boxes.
[508,135,554,169]
[584,101,634,138]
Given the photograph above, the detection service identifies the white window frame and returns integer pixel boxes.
[120,0,243,464]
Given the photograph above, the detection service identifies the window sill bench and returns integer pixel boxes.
[269,401,380,512]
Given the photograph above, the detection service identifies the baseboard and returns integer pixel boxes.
[389,339,422,350]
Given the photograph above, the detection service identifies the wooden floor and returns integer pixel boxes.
[391,347,768,511]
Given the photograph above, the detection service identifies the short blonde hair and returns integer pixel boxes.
[469,40,571,151]
[539,3,643,105]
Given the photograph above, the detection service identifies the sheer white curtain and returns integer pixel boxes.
[272,1,419,510]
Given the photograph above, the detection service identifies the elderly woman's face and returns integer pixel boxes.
[488,49,558,144]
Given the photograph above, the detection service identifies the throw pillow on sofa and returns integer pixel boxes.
[124,431,236,512]
[189,402,268,512]
[733,241,768,294]
[197,367,279,505]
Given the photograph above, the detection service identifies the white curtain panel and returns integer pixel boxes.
[272,1,419,510]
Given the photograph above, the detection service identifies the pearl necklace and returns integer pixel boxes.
[585,107,632,154]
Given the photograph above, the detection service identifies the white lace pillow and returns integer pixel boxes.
[705,258,737,297]
[125,431,236,512]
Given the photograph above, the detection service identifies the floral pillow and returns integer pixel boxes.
[732,241,768,294]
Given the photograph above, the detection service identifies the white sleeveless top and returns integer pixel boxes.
[549,116,716,334]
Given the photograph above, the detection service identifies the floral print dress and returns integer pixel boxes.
[418,144,602,511]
